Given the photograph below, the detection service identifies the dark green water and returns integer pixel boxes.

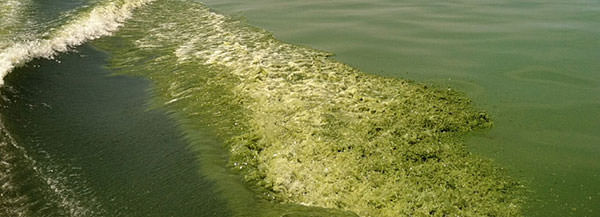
[1,45,231,217]
[199,0,600,216]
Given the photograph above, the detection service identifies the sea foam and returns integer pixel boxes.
[0,0,154,85]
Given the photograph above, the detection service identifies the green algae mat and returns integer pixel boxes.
[95,1,525,216]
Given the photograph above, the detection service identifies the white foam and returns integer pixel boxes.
[0,0,154,86]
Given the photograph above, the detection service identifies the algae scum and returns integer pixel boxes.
[95,1,524,216]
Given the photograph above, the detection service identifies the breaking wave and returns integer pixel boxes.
[0,0,154,85]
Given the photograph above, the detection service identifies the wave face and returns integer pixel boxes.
[0,0,153,85]
[95,0,525,216]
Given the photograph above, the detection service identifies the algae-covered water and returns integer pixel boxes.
[200,1,600,216]
[1,0,598,216]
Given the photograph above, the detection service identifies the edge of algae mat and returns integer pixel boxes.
[94,1,525,216]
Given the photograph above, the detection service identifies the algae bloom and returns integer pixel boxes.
[97,0,525,216]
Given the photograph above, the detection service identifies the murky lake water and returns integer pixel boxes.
[1,0,598,216]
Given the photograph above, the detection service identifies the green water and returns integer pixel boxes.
[199,0,600,216]
[2,0,599,216]
[1,45,231,217]
[93,0,526,215]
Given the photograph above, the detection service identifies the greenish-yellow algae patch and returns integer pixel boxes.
[96,1,525,216]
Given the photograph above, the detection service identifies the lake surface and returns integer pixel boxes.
[199,0,600,216]
[1,0,598,216]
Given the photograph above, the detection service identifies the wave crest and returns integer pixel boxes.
[0,0,154,85]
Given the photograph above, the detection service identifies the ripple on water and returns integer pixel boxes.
[505,66,598,89]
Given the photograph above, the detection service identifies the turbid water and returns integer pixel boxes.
[198,1,600,216]
[1,0,598,216]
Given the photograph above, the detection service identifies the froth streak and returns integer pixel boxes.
[97,1,525,216]
[0,0,154,86]
[0,119,104,216]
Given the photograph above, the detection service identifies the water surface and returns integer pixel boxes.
[200,0,600,216]
[1,44,231,217]
[1,0,598,216]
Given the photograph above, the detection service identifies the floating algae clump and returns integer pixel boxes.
[96,0,524,216]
